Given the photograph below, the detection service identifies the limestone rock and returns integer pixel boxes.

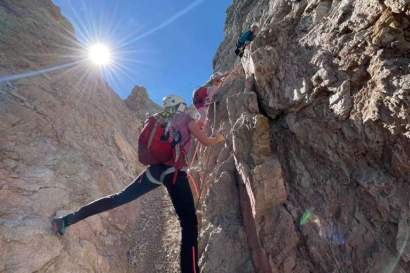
[2,1,410,273]
[385,0,410,14]
[329,80,353,120]
[198,0,410,273]
[125,85,161,119]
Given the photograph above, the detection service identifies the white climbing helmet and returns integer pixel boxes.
[251,22,260,29]
[162,95,185,108]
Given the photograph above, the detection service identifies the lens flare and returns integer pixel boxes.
[300,210,313,226]
[88,43,111,66]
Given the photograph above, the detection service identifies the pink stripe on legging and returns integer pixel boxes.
[192,246,197,273]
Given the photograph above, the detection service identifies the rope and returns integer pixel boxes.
[212,101,217,134]
[189,143,200,168]
[192,246,198,273]
[187,102,212,201]
[187,172,200,199]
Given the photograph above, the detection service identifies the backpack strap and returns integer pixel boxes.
[174,143,181,163]
[147,120,159,149]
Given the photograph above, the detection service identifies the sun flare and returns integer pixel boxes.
[88,43,112,66]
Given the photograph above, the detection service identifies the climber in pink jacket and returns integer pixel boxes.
[192,71,228,126]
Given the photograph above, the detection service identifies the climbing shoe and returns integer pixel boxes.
[52,217,66,236]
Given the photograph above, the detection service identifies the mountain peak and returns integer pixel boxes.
[125,85,161,118]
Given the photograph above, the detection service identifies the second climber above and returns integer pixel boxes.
[235,23,259,58]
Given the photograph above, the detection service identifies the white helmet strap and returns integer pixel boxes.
[176,103,187,113]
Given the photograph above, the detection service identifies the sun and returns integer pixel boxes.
[88,43,112,66]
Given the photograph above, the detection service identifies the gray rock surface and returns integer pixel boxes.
[1,0,410,273]
[198,0,410,273]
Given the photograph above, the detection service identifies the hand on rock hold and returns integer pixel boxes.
[214,133,225,144]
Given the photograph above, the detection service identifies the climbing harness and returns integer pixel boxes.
[145,166,188,185]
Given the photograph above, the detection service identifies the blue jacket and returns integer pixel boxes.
[237,30,254,47]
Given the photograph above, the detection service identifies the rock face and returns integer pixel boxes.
[198,1,410,273]
[0,1,179,273]
[125,86,161,118]
[2,1,410,273]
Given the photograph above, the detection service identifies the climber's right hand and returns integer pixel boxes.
[214,133,225,144]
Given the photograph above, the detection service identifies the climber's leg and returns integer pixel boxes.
[164,171,200,273]
[52,165,167,235]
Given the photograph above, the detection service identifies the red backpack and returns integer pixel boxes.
[192,86,209,109]
[138,114,172,165]
[138,113,186,169]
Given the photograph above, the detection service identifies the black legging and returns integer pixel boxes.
[63,164,199,273]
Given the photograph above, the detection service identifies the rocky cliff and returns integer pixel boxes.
[1,0,410,273]
[0,1,179,273]
[197,0,410,273]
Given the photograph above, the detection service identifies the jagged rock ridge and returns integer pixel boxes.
[125,85,161,117]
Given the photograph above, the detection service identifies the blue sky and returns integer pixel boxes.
[52,0,232,104]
